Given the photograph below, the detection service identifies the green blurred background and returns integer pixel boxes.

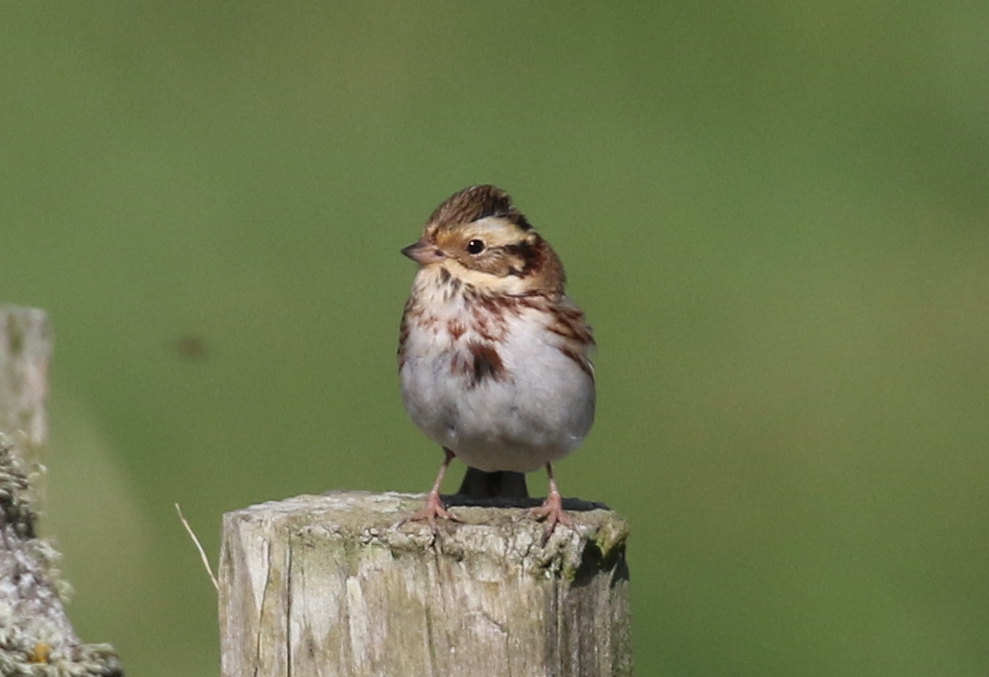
[3,2,989,675]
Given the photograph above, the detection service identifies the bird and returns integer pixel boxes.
[397,185,596,538]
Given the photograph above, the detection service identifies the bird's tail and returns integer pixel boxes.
[457,468,529,498]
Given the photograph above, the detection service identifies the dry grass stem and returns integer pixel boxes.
[175,502,219,591]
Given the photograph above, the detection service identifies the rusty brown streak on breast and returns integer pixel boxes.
[448,320,466,340]
[478,292,527,318]
[474,314,504,341]
[467,341,505,387]
[398,302,412,368]
[546,303,595,345]
[560,345,594,378]
[438,266,462,300]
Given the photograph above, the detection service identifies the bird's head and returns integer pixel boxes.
[402,185,566,295]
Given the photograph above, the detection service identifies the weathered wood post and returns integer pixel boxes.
[0,305,123,675]
[219,492,632,676]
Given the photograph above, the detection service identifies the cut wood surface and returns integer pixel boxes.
[220,491,632,677]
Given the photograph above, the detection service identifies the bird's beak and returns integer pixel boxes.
[401,239,446,265]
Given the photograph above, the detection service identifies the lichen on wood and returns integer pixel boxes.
[0,441,123,677]
[0,306,123,676]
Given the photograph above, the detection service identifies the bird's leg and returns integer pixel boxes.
[399,447,462,530]
[526,462,573,541]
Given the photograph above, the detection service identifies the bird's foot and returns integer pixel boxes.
[397,491,462,533]
[524,491,573,543]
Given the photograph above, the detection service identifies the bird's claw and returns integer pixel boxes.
[397,492,462,534]
[523,492,573,544]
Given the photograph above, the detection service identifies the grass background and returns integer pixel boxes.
[3,2,989,675]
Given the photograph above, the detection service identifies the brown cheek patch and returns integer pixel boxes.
[503,239,544,277]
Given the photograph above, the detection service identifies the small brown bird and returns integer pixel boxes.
[398,185,596,537]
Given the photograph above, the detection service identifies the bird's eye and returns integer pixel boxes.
[466,239,485,254]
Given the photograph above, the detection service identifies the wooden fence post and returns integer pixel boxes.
[219,492,632,677]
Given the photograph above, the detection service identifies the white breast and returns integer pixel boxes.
[400,270,595,473]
